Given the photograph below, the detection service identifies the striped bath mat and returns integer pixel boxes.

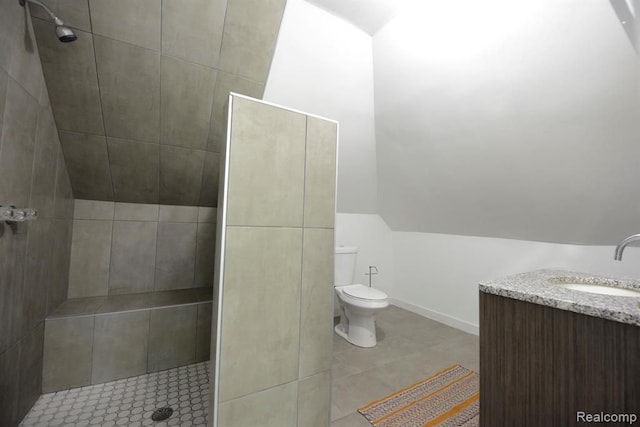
[357,364,479,426]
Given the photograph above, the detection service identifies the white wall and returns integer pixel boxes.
[391,232,640,335]
[373,0,640,244]
[264,0,378,214]
[335,213,394,293]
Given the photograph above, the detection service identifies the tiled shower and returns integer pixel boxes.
[41,200,216,393]
[1,0,289,424]
[1,0,339,425]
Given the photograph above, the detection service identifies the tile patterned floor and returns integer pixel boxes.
[19,362,209,427]
[330,305,479,426]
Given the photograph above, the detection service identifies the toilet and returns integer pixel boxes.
[334,246,388,348]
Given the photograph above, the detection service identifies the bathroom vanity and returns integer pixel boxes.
[479,269,640,426]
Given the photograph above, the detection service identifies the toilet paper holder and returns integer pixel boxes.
[365,265,379,287]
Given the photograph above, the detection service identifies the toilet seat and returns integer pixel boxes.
[342,284,387,301]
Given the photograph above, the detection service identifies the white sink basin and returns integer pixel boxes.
[555,283,640,297]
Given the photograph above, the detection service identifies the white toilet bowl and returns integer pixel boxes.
[334,284,388,348]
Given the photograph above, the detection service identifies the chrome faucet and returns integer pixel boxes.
[614,234,640,260]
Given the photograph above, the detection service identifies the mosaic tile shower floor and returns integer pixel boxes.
[19,361,210,427]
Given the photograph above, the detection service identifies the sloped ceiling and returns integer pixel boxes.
[32,0,285,206]
[304,0,404,35]
[373,0,640,245]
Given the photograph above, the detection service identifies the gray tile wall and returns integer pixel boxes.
[0,0,74,425]
[214,95,337,427]
[42,301,212,392]
[31,0,285,207]
[67,200,216,298]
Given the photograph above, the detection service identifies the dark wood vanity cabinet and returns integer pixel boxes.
[479,292,640,427]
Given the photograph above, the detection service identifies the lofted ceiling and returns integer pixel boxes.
[32,0,286,207]
[303,0,406,35]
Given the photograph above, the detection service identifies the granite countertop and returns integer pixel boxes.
[479,269,640,327]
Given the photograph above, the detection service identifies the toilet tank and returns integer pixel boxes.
[335,246,358,287]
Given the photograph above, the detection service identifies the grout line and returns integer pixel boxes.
[295,115,310,426]
[86,2,115,203]
[224,224,333,230]
[88,314,96,386]
[152,216,160,292]
[146,305,152,374]
[214,0,230,70]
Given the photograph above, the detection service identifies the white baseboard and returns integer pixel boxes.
[388,298,479,336]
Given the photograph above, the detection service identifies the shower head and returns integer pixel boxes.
[55,25,77,43]
[19,0,77,43]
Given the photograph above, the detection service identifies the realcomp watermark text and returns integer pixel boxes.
[577,411,638,424]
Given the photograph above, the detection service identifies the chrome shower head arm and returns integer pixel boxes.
[19,0,64,25]
[19,0,77,42]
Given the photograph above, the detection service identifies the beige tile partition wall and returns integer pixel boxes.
[212,95,337,427]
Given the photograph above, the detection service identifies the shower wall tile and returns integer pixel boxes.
[195,302,212,362]
[219,226,302,401]
[107,137,160,204]
[94,35,160,143]
[30,108,60,219]
[68,219,112,298]
[7,3,43,99]
[114,202,159,221]
[148,305,197,372]
[68,200,217,296]
[48,218,73,314]
[0,225,26,354]
[109,221,158,294]
[297,371,331,427]
[159,145,206,205]
[207,72,264,153]
[0,79,38,208]
[217,0,286,83]
[53,151,75,221]
[0,343,20,427]
[160,56,216,150]
[155,222,197,290]
[30,0,91,32]
[74,199,115,220]
[161,0,226,68]
[299,228,334,378]
[0,3,10,73]
[197,207,217,223]
[0,0,75,419]
[226,97,306,227]
[89,0,161,51]
[22,220,52,335]
[59,131,114,200]
[194,222,216,288]
[33,23,104,135]
[199,151,221,207]
[159,205,198,223]
[92,311,150,384]
[43,316,94,392]
[18,322,44,418]
[0,68,7,131]
[304,117,338,228]
[29,0,286,209]
[218,381,298,426]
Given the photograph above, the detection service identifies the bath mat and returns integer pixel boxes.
[357,364,479,427]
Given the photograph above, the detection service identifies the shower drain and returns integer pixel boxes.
[151,407,174,421]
